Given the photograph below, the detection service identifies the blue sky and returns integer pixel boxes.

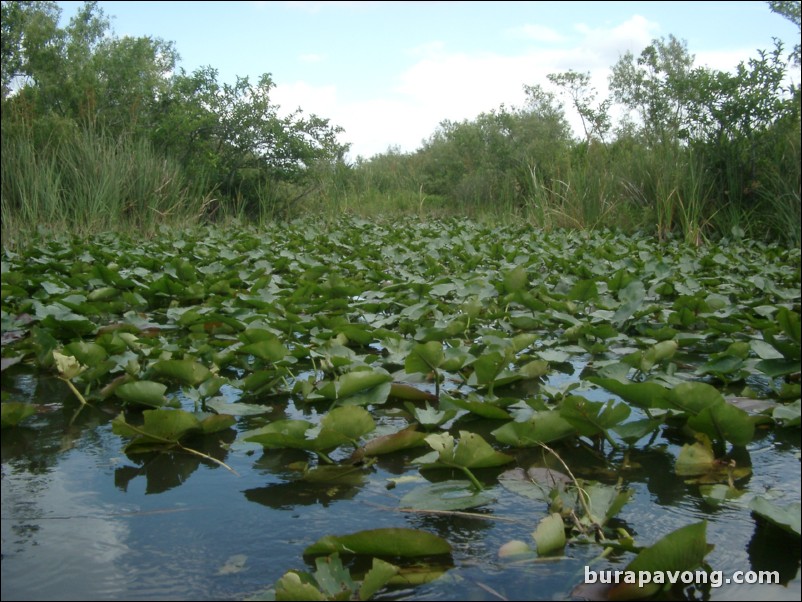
[57,1,800,159]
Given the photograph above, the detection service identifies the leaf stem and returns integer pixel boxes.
[461,466,484,491]
[61,377,89,406]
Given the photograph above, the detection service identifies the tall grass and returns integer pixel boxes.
[1,122,214,246]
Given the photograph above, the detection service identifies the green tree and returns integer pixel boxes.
[609,35,697,144]
[154,67,347,214]
[547,70,612,143]
[769,0,801,64]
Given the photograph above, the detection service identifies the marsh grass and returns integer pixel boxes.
[1,122,212,244]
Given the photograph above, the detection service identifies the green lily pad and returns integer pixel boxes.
[405,341,444,374]
[492,411,577,446]
[115,380,168,407]
[497,467,572,502]
[533,513,566,555]
[750,497,801,536]
[419,431,513,469]
[773,400,801,427]
[587,378,671,410]
[686,399,755,446]
[152,359,211,386]
[400,479,496,511]
[559,395,630,440]
[361,426,428,456]
[359,557,400,601]
[608,522,713,600]
[304,528,451,557]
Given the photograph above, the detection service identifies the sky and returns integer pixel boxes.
[56,1,801,160]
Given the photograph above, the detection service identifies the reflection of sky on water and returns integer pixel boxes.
[1,360,800,600]
[2,451,132,600]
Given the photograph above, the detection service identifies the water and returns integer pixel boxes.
[2,368,800,601]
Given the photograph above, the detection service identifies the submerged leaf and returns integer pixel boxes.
[1,402,37,428]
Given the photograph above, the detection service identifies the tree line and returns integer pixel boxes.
[1,1,800,245]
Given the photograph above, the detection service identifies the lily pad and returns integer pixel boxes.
[304,528,451,557]
[400,480,496,511]
[750,497,801,536]
[533,513,566,555]
[608,522,713,600]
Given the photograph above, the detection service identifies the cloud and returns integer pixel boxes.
[572,15,660,65]
[272,80,338,115]
[509,23,566,43]
[270,15,671,159]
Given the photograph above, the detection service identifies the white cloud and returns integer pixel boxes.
[573,15,660,65]
[272,15,668,159]
[510,23,566,43]
[272,80,338,115]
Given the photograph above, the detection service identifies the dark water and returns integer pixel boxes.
[2,368,800,601]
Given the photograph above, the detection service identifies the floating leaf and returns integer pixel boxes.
[699,484,744,508]
[492,411,576,447]
[361,426,428,456]
[421,431,513,469]
[559,395,630,441]
[115,380,168,407]
[389,382,438,402]
[581,482,634,526]
[750,497,801,536]
[275,570,327,601]
[675,438,751,483]
[359,558,400,601]
[686,400,755,446]
[400,480,495,511]
[587,378,670,410]
[304,528,451,557]
[239,338,288,362]
[773,400,801,427]
[608,522,713,600]
[205,398,272,416]
[497,467,572,503]
[152,359,211,386]
[533,513,565,555]
[405,341,444,374]
[441,393,511,420]
[318,368,392,401]
[62,342,107,368]
[612,418,663,446]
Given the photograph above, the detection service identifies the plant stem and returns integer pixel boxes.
[61,377,89,406]
[461,466,484,491]
[176,442,239,475]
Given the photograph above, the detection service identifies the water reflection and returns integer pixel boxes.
[747,521,802,585]
[113,429,236,494]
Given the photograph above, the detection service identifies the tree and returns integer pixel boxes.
[547,70,612,143]
[154,67,346,210]
[609,35,697,144]
[769,0,801,64]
